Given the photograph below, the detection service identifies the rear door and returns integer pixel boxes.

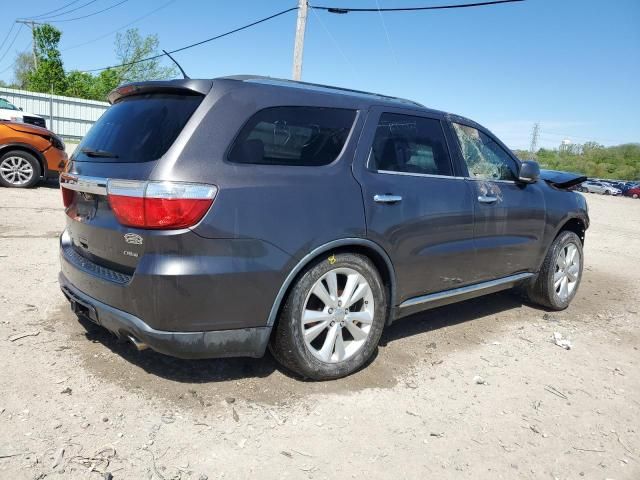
[448,120,546,280]
[353,107,476,304]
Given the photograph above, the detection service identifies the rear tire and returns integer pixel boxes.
[524,231,583,310]
[633,194,639,199]
[270,253,387,380]
[0,150,41,188]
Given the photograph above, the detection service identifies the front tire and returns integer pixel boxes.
[0,150,41,188]
[270,253,387,380]
[525,231,583,310]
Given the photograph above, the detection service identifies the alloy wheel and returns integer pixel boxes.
[0,156,34,186]
[554,242,581,302]
[301,267,375,363]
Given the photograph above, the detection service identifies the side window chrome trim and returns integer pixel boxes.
[376,169,466,180]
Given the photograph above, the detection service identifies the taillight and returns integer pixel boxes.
[107,180,217,229]
[61,186,75,207]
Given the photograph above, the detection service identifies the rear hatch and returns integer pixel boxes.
[61,82,214,274]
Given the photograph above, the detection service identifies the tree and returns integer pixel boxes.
[113,29,177,84]
[13,52,35,89]
[26,24,66,94]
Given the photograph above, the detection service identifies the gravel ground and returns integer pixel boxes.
[0,185,638,479]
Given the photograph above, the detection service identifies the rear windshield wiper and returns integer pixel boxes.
[81,147,119,158]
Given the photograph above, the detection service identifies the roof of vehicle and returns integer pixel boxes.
[110,75,451,117]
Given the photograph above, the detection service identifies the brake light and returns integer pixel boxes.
[107,180,217,229]
[61,186,75,207]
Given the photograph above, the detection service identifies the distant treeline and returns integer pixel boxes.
[514,142,640,180]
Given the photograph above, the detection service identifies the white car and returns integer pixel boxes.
[579,180,621,195]
[0,97,46,129]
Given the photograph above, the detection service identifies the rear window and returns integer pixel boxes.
[228,106,356,166]
[74,93,202,163]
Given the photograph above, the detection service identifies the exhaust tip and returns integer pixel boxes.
[126,334,149,351]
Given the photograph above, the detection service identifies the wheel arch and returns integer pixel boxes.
[0,143,48,178]
[555,216,587,244]
[267,238,398,329]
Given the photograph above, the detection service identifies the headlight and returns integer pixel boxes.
[50,135,65,151]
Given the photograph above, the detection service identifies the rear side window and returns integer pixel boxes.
[369,113,453,176]
[75,93,203,163]
[228,107,356,166]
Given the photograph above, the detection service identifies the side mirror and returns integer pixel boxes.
[18,107,23,111]
[518,160,540,184]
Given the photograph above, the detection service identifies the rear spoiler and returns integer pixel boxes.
[107,79,213,104]
[540,169,587,189]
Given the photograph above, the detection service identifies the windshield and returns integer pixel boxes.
[0,98,19,111]
[74,93,203,163]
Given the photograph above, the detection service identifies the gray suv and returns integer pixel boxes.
[59,76,589,380]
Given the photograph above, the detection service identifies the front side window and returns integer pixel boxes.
[452,123,517,181]
[228,106,356,166]
[369,113,453,176]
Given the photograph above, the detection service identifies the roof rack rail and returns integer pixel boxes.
[220,75,424,108]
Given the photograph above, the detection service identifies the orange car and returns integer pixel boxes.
[0,120,68,188]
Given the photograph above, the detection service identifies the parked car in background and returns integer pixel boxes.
[59,76,589,380]
[0,97,47,128]
[0,120,67,187]
[579,180,621,195]
[624,185,640,199]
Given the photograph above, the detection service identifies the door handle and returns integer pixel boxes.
[477,195,498,204]
[374,194,403,204]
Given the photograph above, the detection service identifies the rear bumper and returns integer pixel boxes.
[59,273,271,359]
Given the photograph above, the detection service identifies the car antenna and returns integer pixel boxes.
[162,49,190,79]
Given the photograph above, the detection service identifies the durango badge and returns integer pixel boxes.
[123,233,143,245]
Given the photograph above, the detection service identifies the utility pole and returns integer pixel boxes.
[16,20,44,68]
[292,0,308,80]
[529,122,540,160]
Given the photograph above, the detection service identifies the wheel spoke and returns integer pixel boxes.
[346,310,373,325]
[340,273,364,307]
[312,282,335,308]
[566,244,577,264]
[302,309,332,325]
[345,282,369,308]
[318,323,339,361]
[325,271,338,300]
[334,329,346,361]
[304,320,330,343]
[567,264,579,282]
[560,276,569,300]
[345,321,368,341]
[554,270,564,288]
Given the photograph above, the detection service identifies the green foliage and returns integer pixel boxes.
[26,24,67,94]
[13,52,35,89]
[22,26,176,102]
[533,143,640,180]
[113,29,177,84]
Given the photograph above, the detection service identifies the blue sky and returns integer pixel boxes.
[0,0,638,149]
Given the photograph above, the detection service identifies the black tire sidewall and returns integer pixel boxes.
[0,151,41,188]
[275,253,387,380]
[542,231,584,310]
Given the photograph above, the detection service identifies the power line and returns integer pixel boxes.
[308,2,357,77]
[80,6,299,73]
[0,23,17,56]
[48,0,131,23]
[27,0,101,21]
[311,0,524,13]
[28,0,84,20]
[374,0,399,67]
[62,0,176,51]
[0,24,24,66]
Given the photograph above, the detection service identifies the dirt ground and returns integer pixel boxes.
[0,185,638,480]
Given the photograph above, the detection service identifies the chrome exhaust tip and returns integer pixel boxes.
[127,334,149,351]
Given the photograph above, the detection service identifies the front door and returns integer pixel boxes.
[449,121,546,281]
[353,108,476,304]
